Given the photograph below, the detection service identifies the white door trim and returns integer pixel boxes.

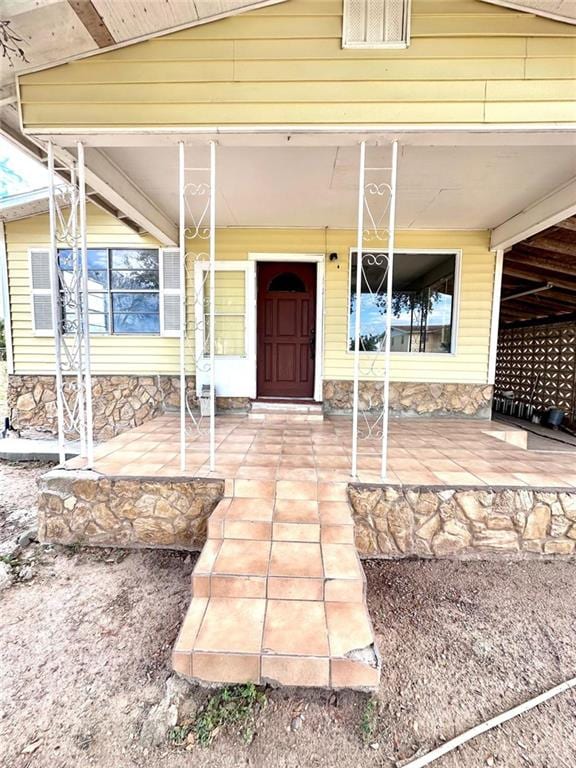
[248,252,325,402]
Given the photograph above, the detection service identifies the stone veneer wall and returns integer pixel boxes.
[349,485,576,559]
[7,374,248,440]
[37,469,576,560]
[323,381,494,418]
[38,470,224,550]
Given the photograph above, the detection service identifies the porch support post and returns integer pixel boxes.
[209,140,216,472]
[47,141,67,466]
[77,142,94,467]
[380,140,398,481]
[178,141,186,473]
[351,140,366,480]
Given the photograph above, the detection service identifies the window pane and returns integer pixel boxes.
[58,249,107,271]
[113,313,160,334]
[204,315,245,356]
[203,271,245,313]
[349,252,455,354]
[112,293,159,313]
[111,249,159,270]
[110,270,159,290]
[62,293,109,334]
[87,270,108,289]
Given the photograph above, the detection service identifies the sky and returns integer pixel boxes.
[0,136,49,200]
[0,137,50,317]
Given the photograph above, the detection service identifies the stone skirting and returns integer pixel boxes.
[38,470,224,550]
[349,485,576,559]
[323,381,494,418]
[7,374,248,440]
[37,467,576,560]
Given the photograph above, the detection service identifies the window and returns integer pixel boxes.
[268,272,306,292]
[343,0,411,49]
[349,251,457,354]
[58,248,160,334]
[202,269,247,356]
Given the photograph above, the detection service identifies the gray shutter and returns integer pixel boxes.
[30,249,54,334]
[160,249,182,336]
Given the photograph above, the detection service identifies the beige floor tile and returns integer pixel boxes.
[274,499,319,523]
[193,652,260,684]
[262,600,329,656]
[214,539,271,577]
[325,602,375,657]
[269,541,323,578]
[261,656,329,687]
[276,480,318,500]
[195,597,266,654]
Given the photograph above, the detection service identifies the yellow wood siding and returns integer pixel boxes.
[5,210,495,385]
[18,0,576,128]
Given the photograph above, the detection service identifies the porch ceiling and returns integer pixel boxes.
[99,142,576,231]
[499,213,576,326]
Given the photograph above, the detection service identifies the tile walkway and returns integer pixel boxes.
[171,477,380,689]
[67,413,576,489]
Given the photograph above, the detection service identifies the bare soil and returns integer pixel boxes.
[1,461,575,768]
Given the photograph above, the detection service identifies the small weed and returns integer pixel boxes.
[193,683,266,747]
[359,697,378,744]
[168,724,192,746]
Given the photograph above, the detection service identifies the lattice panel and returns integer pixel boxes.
[496,321,576,426]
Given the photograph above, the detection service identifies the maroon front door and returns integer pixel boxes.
[257,262,316,398]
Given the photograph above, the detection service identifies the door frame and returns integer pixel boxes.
[248,253,325,402]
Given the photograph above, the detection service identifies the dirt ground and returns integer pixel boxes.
[1,462,575,768]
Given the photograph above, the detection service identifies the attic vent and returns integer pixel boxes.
[343,0,411,49]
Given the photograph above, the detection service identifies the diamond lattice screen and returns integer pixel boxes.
[495,321,576,427]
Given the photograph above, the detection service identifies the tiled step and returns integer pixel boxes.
[248,412,324,422]
[251,401,323,415]
[172,485,380,691]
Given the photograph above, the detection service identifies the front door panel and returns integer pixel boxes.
[257,262,316,398]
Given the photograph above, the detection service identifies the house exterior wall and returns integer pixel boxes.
[17,0,576,130]
[4,209,496,382]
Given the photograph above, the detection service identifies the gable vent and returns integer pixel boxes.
[343,0,411,49]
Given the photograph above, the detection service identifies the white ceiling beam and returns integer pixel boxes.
[80,147,178,245]
[490,177,576,250]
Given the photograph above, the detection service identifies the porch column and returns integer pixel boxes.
[178,141,217,473]
[351,140,399,482]
[47,141,94,466]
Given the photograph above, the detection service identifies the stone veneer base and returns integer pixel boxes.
[38,470,224,550]
[323,381,494,418]
[349,485,576,559]
[38,470,576,559]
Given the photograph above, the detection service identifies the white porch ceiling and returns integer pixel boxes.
[102,143,576,231]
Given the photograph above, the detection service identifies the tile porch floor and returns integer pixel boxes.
[65,412,575,689]
[67,413,576,489]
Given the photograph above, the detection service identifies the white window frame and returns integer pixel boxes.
[347,248,462,357]
[193,260,255,397]
[30,243,174,338]
[342,0,412,50]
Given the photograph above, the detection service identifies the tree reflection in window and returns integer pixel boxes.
[58,248,160,334]
[349,252,456,353]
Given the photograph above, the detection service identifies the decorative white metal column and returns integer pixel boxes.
[178,141,217,473]
[351,140,399,481]
[47,141,94,467]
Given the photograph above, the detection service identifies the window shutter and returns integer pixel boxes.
[343,0,411,48]
[30,249,54,335]
[160,249,182,337]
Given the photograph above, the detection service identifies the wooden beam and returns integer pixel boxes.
[502,263,576,292]
[556,218,576,234]
[490,177,576,251]
[67,1,116,47]
[506,251,576,276]
[522,239,576,258]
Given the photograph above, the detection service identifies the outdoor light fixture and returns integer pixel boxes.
[329,252,338,262]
